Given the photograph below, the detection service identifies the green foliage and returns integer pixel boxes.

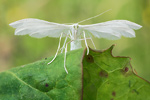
[0,49,84,100]
[0,45,150,100]
[83,45,150,100]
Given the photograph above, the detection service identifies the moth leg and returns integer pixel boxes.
[60,36,68,53]
[64,43,68,74]
[89,37,96,49]
[64,40,73,74]
[76,38,90,41]
[47,33,63,65]
[83,31,89,55]
[69,30,73,39]
[63,32,71,39]
[76,38,96,49]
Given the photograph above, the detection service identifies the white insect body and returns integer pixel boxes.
[9,11,142,74]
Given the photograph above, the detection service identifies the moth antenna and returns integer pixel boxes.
[77,9,112,24]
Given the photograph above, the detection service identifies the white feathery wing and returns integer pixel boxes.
[9,18,142,40]
[9,18,71,38]
[79,20,142,40]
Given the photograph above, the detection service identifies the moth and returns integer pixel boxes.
[9,10,142,74]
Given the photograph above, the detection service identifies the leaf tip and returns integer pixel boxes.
[109,44,116,51]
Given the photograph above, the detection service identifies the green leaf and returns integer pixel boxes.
[0,45,150,100]
[0,49,84,100]
[83,45,150,100]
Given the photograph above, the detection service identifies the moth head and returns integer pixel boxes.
[73,23,79,30]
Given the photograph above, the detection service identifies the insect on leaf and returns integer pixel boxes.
[9,11,142,73]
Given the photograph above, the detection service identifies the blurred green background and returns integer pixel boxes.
[0,0,150,81]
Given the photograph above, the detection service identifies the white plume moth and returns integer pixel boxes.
[9,10,142,74]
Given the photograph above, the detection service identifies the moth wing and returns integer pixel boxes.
[9,18,71,38]
[79,20,142,40]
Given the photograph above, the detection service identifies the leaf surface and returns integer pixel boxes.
[0,45,150,100]
[82,45,150,100]
[0,49,84,100]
